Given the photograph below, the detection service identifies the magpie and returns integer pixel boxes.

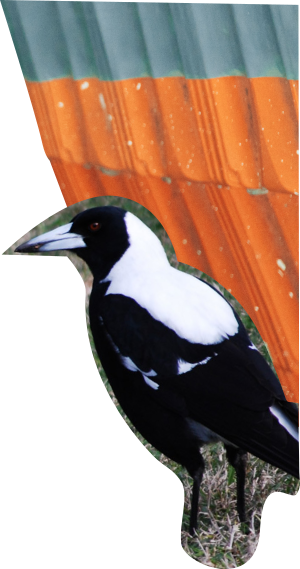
[15,206,299,535]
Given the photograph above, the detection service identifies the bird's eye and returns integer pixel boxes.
[89,222,101,232]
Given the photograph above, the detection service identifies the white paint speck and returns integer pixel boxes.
[99,93,106,110]
[254,306,259,312]
[80,81,89,90]
[58,102,64,108]
[197,250,201,255]
[136,82,141,90]
[289,292,294,298]
[182,239,187,245]
[277,259,286,271]
[127,140,133,146]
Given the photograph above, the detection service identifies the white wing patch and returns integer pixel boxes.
[270,405,299,441]
[178,356,212,374]
[120,356,160,390]
[104,324,159,388]
[143,375,159,390]
[120,355,139,372]
[103,212,239,346]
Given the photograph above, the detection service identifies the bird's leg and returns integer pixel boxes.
[189,455,205,536]
[225,445,248,530]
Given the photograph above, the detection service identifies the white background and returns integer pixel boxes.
[0,2,299,568]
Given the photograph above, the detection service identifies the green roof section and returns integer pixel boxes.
[2,1,298,82]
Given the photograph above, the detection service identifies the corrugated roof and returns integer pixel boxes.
[2,1,298,401]
[2,2,298,81]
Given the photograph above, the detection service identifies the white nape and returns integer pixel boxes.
[104,212,238,346]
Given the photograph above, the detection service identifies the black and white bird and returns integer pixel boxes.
[16,206,299,535]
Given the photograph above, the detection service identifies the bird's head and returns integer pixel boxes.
[15,205,168,280]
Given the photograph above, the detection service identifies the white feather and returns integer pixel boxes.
[270,405,299,441]
[103,212,238,345]
[177,357,212,374]
[143,375,159,390]
[104,326,158,378]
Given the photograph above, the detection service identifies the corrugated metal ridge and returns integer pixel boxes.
[25,75,299,194]
[2,1,298,82]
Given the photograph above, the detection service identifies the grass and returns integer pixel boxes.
[9,196,299,567]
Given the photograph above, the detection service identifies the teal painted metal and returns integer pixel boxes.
[2,1,298,82]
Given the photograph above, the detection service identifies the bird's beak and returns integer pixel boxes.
[15,223,87,253]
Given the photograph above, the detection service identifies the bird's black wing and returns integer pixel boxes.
[97,293,299,477]
[98,293,221,377]
[99,292,284,400]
